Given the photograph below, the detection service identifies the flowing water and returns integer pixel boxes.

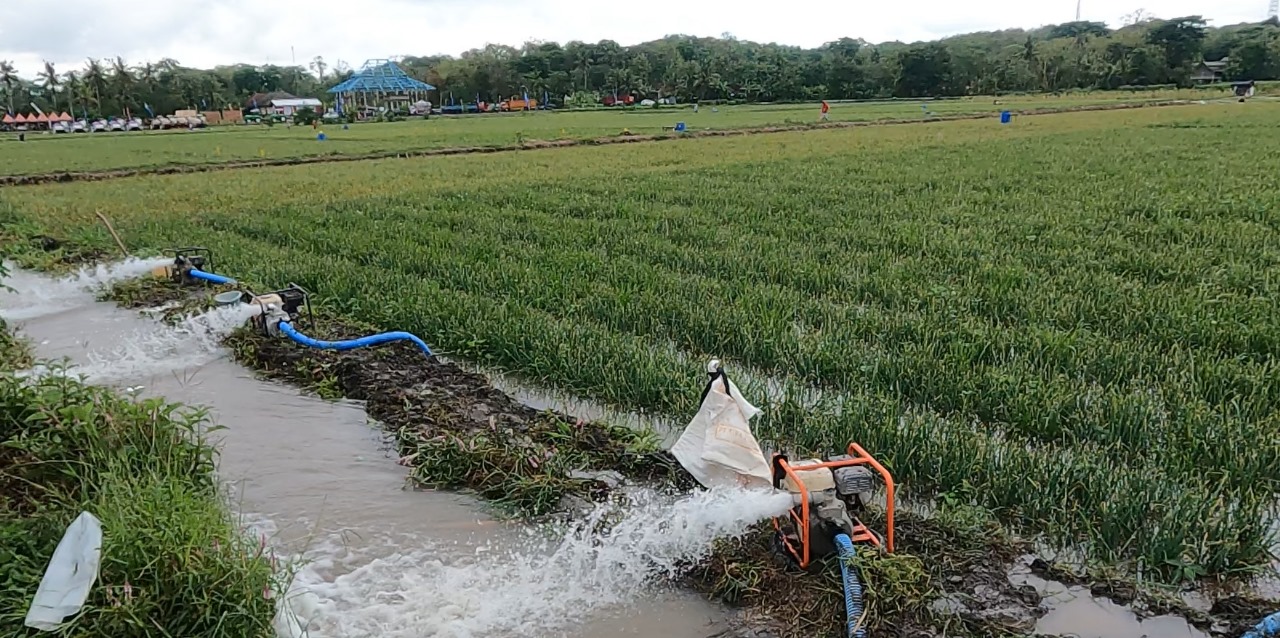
[7,263,1265,638]
[1,265,793,638]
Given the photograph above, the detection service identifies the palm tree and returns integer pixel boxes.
[0,60,17,115]
[83,58,107,114]
[62,71,85,119]
[111,57,135,116]
[38,61,60,114]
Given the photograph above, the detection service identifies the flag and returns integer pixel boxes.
[201,97,208,109]
[143,103,155,117]
[335,93,343,116]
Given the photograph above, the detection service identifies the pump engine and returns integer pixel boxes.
[246,283,313,336]
[771,444,896,569]
[152,247,216,286]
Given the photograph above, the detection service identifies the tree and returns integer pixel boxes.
[310,56,328,81]
[83,58,107,113]
[0,61,17,115]
[1145,16,1208,85]
[4,20,1280,117]
[38,62,60,114]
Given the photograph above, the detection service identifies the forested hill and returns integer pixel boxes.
[1,15,1275,117]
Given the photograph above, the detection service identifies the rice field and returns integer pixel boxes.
[0,91,1225,178]
[2,101,1277,582]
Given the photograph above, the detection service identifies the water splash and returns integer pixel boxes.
[20,303,261,385]
[0,257,171,321]
[276,485,794,638]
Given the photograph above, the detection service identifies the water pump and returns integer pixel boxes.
[771,444,896,569]
[245,283,313,336]
[152,247,217,286]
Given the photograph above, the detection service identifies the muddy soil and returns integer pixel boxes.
[689,511,1046,638]
[1028,558,1277,637]
[225,311,692,514]
[83,262,1274,638]
[0,101,1187,187]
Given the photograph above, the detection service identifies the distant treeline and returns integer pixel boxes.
[1,14,1276,117]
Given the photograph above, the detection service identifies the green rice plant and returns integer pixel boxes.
[3,103,1278,581]
[0,94,1192,177]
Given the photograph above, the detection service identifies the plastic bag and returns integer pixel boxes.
[672,367,773,490]
[25,511,103,631]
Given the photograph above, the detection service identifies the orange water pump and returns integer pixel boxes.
[770,443,896,569]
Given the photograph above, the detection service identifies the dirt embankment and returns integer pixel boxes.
[92,263,1274,638]
[0,100,1188,187]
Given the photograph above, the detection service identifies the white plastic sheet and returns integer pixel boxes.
[671,370,773,490]
[25,511,103,631]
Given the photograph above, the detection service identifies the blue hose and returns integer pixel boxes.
[1243,611,1280,638]
[188,268,236,285]
[277,320,434,357]
[835,533,868,638]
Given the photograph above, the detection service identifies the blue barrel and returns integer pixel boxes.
[317,132,326,141]
[675,122,686,132]
[1000,111,1012,124]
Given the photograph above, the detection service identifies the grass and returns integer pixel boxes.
[0,91,1231,177]
[0,266,284,637]
[1,102,1278,583]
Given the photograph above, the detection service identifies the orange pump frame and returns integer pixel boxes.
[771,442,896,569]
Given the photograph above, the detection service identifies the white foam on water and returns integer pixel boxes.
[0,257,172,321]
[20,303,262,385]
[274,485,794,638]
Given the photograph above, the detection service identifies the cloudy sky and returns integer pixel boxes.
[0,0,1266,77]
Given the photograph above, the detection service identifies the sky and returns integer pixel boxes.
[0,0,1268,77]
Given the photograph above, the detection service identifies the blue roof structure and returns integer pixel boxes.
[328,59,436,94]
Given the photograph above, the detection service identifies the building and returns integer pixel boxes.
[245,91,299,112]
[270,98,323,116]
[327,59,436,118]
[1191,58,1228,83]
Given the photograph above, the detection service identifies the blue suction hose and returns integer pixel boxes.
[1243,611,1280,638]
[834,533,868,638]
[188,268,236,285]
[277,320,434,357]
[181,264,434,356]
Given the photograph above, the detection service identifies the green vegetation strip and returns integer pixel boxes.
[2,104,1278,582]
[0,269,282,637]
[0,98,1190,185]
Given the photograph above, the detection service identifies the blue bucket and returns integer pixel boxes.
[1000,111,1011,124]
[674,122,686,132]
[317,132,326,141]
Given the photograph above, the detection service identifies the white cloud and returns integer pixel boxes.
[0,0,1266,76]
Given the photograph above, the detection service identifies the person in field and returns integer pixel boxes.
[820,100,830,122]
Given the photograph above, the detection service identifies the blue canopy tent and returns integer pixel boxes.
[328,59,436,118]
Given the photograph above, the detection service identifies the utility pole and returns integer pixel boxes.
[1076,0,1082,21]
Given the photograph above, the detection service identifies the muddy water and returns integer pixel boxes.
[3,279,740,638]
[1008,560,1208,638]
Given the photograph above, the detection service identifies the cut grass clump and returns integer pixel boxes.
[0,364,284,637]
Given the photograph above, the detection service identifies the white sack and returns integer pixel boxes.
[672,372,773,490]
[25,511,103,631]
